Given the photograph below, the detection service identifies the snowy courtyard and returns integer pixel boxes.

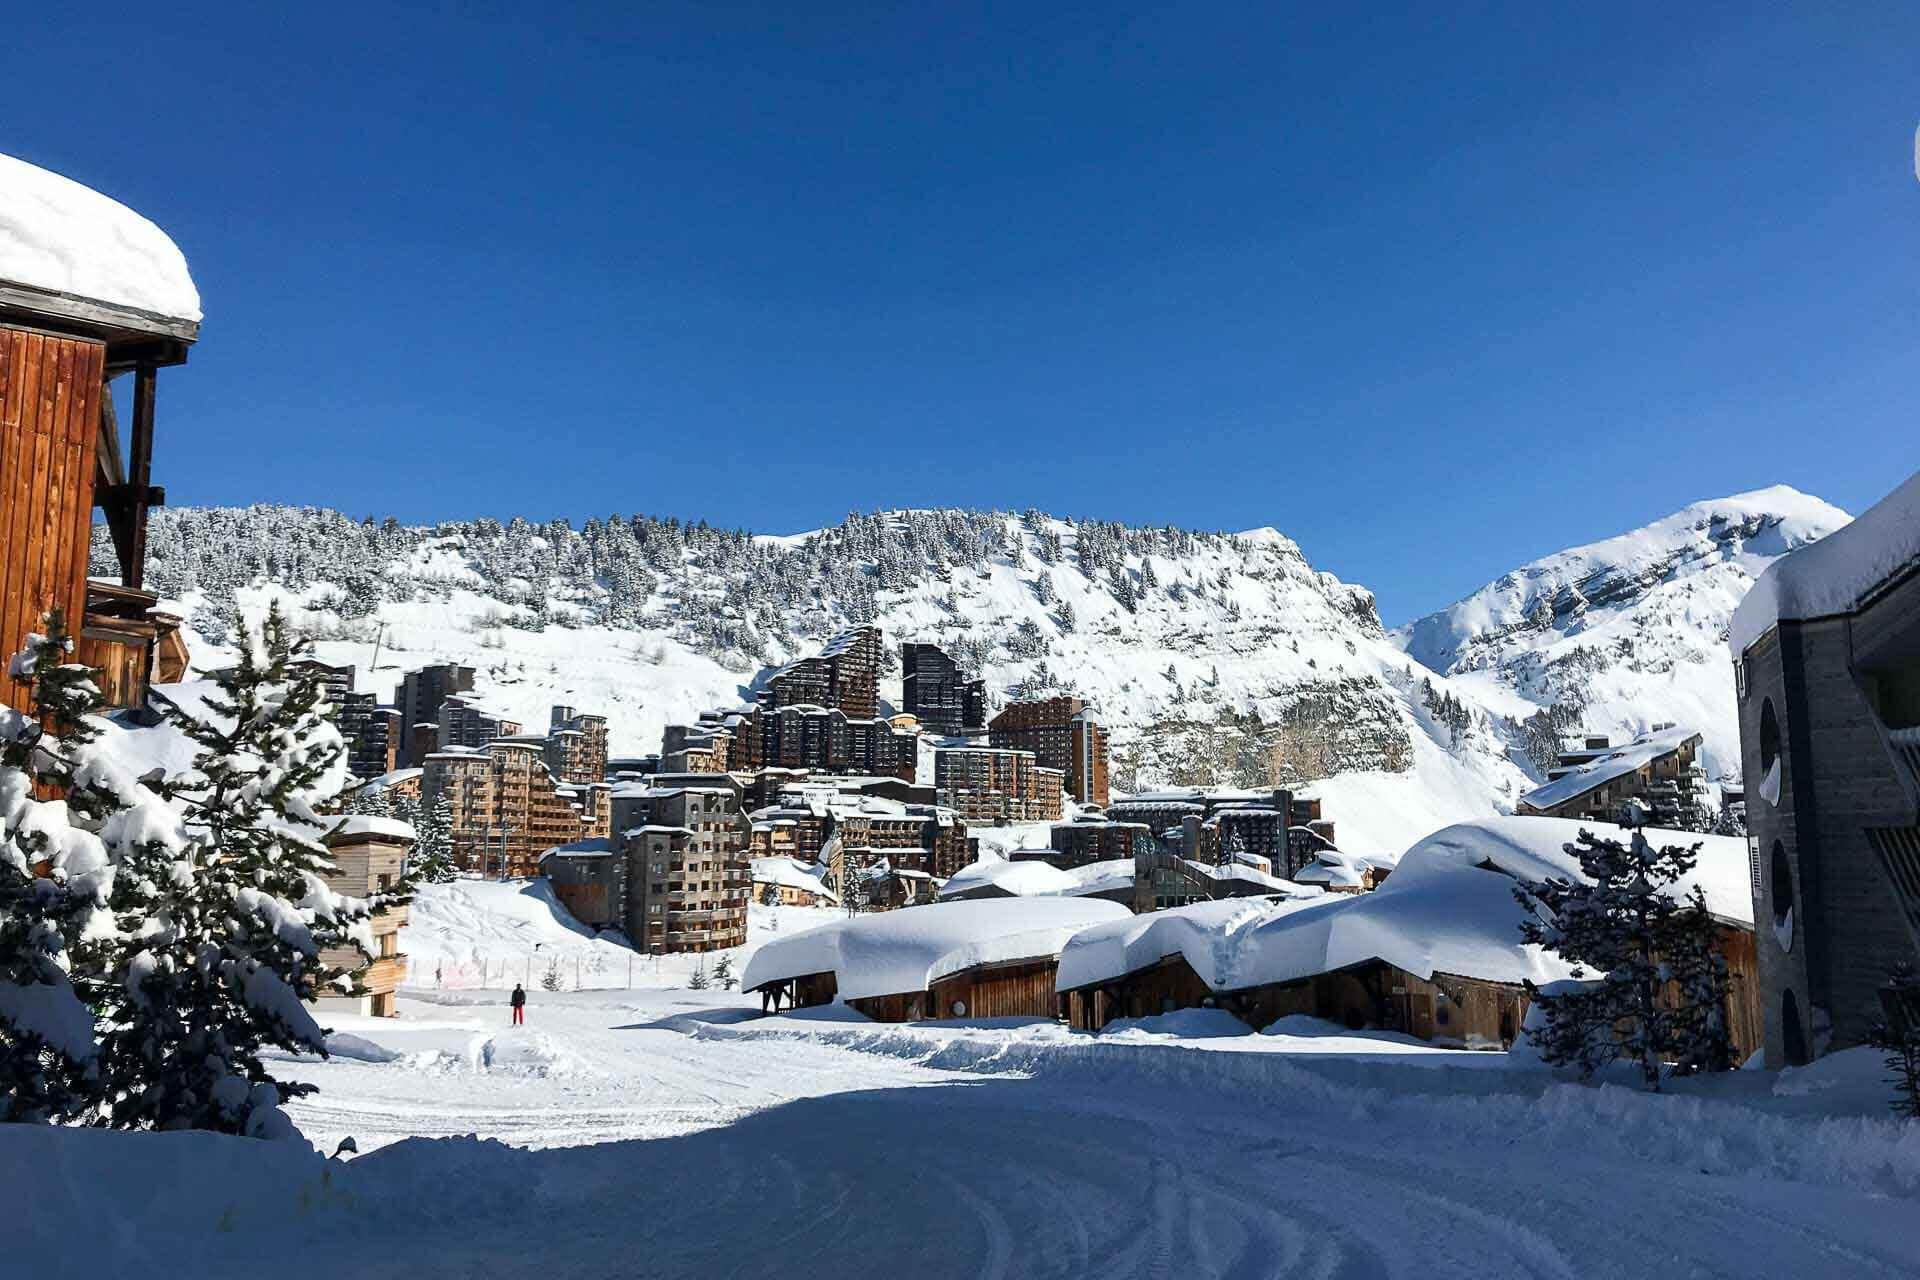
[19,966,1920,1278]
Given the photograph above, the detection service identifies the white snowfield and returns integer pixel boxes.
[742,897,1130,999]
[12,984,1920,1279]
[0,151,201,321]
[1729,468,1920,655]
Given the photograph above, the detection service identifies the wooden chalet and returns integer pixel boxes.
[1,156,197,714]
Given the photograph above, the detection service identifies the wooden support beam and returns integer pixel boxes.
[125,362,156,591]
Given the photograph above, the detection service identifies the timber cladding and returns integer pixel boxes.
[0,327,105,712]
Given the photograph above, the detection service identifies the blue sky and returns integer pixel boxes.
[7,4,1916,623]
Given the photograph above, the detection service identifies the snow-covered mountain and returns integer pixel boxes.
[1395,485,1850,782]
[108,489,1842,855]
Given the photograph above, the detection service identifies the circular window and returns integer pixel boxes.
[1769,840,1795,952]
[950,1000,967,1018]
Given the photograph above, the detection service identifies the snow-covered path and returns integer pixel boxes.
[23,988,1919,1279]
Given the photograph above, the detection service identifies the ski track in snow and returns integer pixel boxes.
[21,987,1903,1280]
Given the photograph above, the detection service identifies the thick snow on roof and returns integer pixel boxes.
[939,857,1078,899]
[751,857,837,901]
[1060,859,1136,897]
[363,768,423,791]
[742,897,1129,1000]
[1059,827,1605,994]
[1731,470,1919,655]
[1518,725,1698,812]
[0,152,201,322]
[326,815,417,844]
[1056,897,1321,993]
[1405,814,1753,928]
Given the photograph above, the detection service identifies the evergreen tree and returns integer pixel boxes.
[1513,829,1729,1089]
[1867,963,1920,1121]
[96,604,378,1137]
[712,954,737,991]
[409,794,458,884]
[0,616,117,1123]
[687,956,710,990]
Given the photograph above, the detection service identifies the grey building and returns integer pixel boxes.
[392,663,476,766]
[1733,471,1920,1065]
[902,641,986,736]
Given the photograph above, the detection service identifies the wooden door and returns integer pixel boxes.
[0,327,105,713]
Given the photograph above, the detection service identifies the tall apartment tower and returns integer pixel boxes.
[393,663,476,766]
[762,626,882,720]
[547,704,610,785]
[988,696,1110,807]
[902,642,987,736]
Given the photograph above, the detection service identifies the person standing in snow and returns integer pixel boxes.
[510,983,526,1027]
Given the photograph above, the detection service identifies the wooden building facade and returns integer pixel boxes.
[1,296,189,713]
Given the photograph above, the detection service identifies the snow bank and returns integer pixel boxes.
[0,152,201,322]
[743,898,1130,1001]
[1731,470,1920,654]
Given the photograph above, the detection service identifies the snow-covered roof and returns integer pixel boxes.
[0,152,202,324]
[539,837,617,862]
[939,857,1079,899]
[1731,471,1918,655]
[751,856,837,901]
[1404,814,1753,929]
[742,897,1129,1000]
[1058,828,1607,994]
[1517,726,1698,812]
[325,814,417,844]
[363,767,423,791]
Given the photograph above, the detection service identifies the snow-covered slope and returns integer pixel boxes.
[117,506,1542,853]
[116,490,1845,855]
[1395,486,1849,782]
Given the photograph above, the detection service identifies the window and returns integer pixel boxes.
[1769,840,1795,952]
[1758,698,1783,806]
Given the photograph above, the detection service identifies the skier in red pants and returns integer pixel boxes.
[510,983,526,1026]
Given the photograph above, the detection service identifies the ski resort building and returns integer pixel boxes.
[743,897,1129,1021]
[760,626,882,719]
[425,740,611,876]
[317,816,413,1017]
[1047,813,1155,868]
[0,153,198,715]
[1516,726,1707,826]
[934,746,1065,823]
[1731,470,1920,1065]
[437,693,521,755]
[338,692,402,780]
[901,641,986,735]
[747,703,917,779]
[988,696,1110,807]
[546,705,609,785]
[392,663,476,766]
[609,781,751,952]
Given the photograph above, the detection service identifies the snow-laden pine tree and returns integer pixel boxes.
[1512,828,1729,1089]
[97,604,378,1137]
[0,617,118,1122]
[409,793,458,884]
